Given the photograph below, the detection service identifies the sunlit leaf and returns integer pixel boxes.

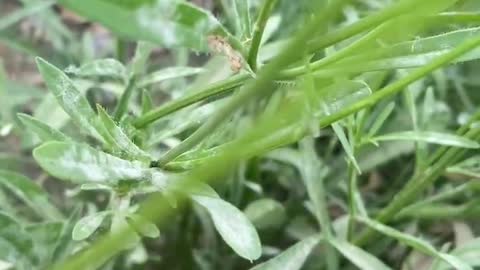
[447,156,480,178]
[33,142,148,184]
[72,211,109,241]
[192,195,261,261]
[249,236,321,270]
[35,57,107,143]
[372,131,480,148]
[328,238,392,270]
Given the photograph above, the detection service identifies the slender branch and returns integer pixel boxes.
[133,74,249,128]
[247,0,278,71]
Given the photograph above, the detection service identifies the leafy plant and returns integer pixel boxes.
[1,0,480,269]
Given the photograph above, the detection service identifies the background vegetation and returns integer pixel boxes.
[1,0,480,269]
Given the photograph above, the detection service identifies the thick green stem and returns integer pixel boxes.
[247,0,278,71]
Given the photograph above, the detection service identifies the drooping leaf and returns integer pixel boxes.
[17,113,71,143]
[72,211,109,241]
[328,238,392,270]
[35,57,106,143]
[0,170,62,220]
[192,195,261,261]
[33,142,147,184]
[249,236,321,270]
[372,131,480,148]
[126,214,160,238]
[65,59,127,80]
[357,216,472,270]
[96,106,151,162]
[244,199,286,230]
[59,0,225,51]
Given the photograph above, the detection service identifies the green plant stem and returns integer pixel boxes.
[151,0,345,167]
[113,76,137,121]
[133,73,249,128]
[247,0,278,71]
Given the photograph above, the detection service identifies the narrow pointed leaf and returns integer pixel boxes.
[373,131,480,148]
[357,216,472,270]
[0,212,36,268]
[367,103,395,137]
[35,57,106,142]
[17,113,71,142]
[0,170,62,220]
[72,211,109,241]
[192,195,261,261]
[96,106,151,162]
[328,238,392,270]
[249,236,321,270]
[33,142,147,184]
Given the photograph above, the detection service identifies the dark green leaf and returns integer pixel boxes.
[0,212,36,269]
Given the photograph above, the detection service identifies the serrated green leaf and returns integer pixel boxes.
[373,131,480,148]
[59,0,224,51]
[137,67,205,88]
[244,199,286,230]
[96,106,151,162]
[72,211,109,241]
[249,236,321,270]
[35,57,106,143]
[65,59,126,80]
[33,142,147,184]
[17,113,71,143]
[192,195,261,261]
[126,214,160,238]
[357,216,472,270]
[328,238,392,270]
[0,170,62,220]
